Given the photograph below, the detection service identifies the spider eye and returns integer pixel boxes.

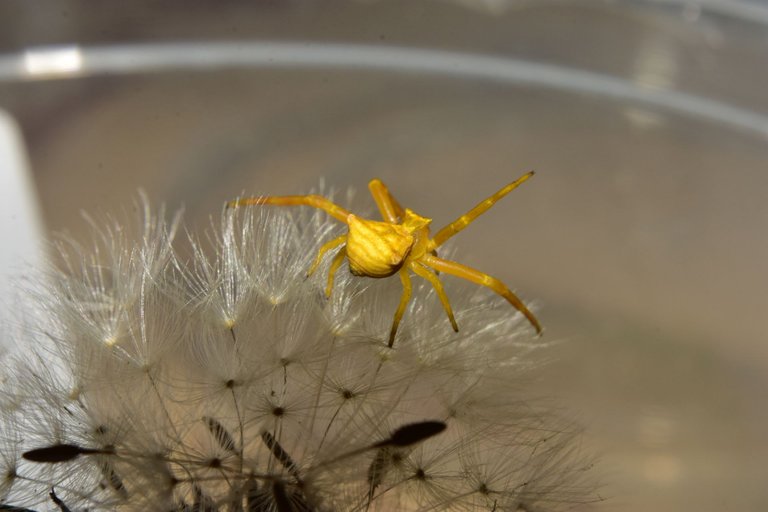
[346,216,413,278]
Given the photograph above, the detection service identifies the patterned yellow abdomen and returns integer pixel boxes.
[346,215,414,277]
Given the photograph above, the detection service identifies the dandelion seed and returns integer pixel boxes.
[261,431,301,481]
[203,416,238,454]
[0,193,598,511]
[378,421,447,448]
[22,444,95,463]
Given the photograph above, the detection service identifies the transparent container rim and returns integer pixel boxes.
[0,41,766,139]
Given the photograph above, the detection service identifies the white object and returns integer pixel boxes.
[0,109,45,354]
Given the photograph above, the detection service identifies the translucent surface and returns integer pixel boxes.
[1,1,767,510]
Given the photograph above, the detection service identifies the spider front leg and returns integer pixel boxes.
[430,171,534,249]
[422,254,542,334]
[227,194,352,224]
[369,179,441,263]
[368,179,405,223]
[389,269,413,347]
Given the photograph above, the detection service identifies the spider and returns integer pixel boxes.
[228,172,542,346]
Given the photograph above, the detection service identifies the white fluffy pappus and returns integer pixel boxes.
[0,194,599,511]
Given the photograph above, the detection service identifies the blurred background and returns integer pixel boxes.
[1,0,767,510]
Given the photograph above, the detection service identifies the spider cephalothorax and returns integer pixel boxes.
[229,173,541,346]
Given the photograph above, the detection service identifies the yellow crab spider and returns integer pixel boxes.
[228,172,542,346]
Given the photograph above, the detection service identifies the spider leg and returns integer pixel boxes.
[227,194,352,224]
[429,171,534,249]
[422,254,542,334]
[410,262,458,332]
[325,247,347,297]
[307,234,347,277]
[430,249,440,273]
[389,269,413,347]
[368,179,406,223]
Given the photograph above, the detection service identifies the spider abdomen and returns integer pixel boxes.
[346,215,413,278]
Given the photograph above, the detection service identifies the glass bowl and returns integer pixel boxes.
[1,1,766,510]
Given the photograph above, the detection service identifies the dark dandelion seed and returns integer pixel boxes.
[204,416,237,453]
[261,431,301,481]
[22,444,103,463]
[101,461,127,498]
[367,447,394,503]
[378,420,447,448]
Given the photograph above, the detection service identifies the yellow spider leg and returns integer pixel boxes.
[389,269,413,347]
[422,254,542,335]
[325,247,347,298]
[368,179,405,223]
[410,263,458,332]
[227,194,352,224]
[307,235,347,277]
[429,171,534,249]
[369,178,442,266]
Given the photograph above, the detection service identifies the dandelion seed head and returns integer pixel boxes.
[0,193,598,511]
